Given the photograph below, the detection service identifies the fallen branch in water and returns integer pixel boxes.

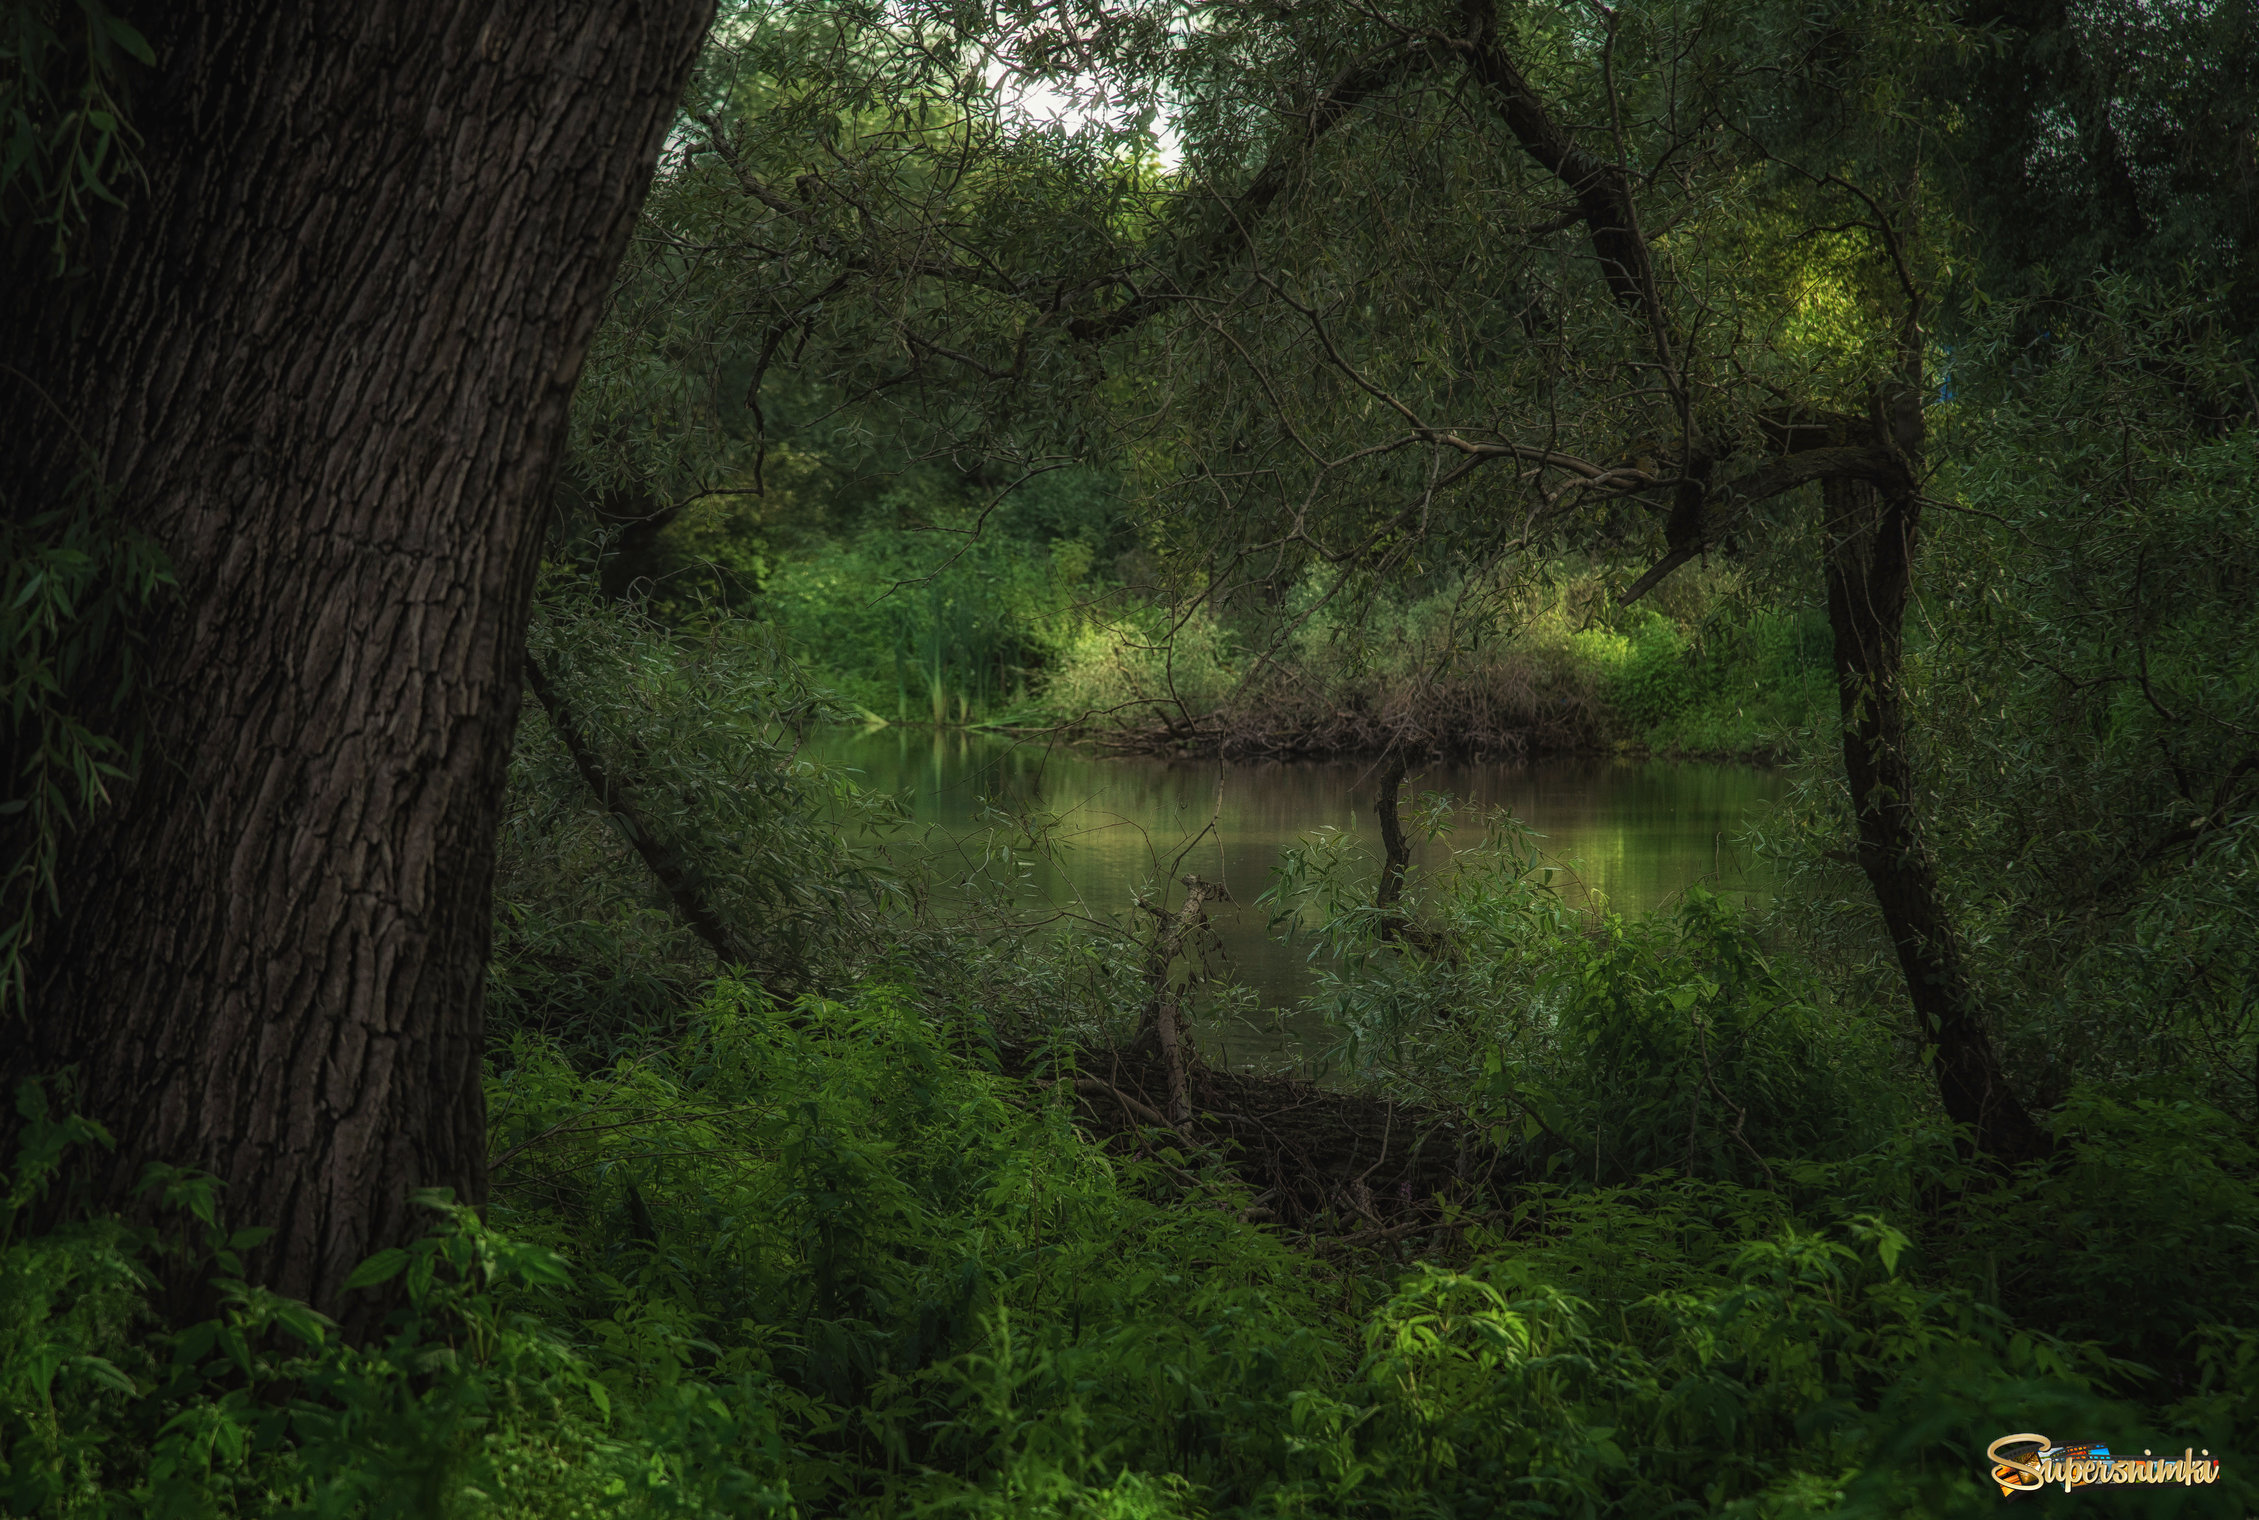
[1135,874,1232,1128]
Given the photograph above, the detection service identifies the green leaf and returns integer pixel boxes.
[271,1302,330,1348]
[215,1324,252,1375]
[341,1247,410,1291]
[507,1244,574,1288]
[105,16,157,65]
[71,1354,138,1395]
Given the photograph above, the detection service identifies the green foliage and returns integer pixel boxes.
[9,958,2259,1517]
[486,982,1339,1504]
[0,478,172,1013]
[1763,282,2259,1119]
[495,587,908,1039]
[1033,560,1831,758]
[1265,807,1903,1187]
[758,514,1105,726]
[1035,598,1245,736]
[1524,887,1900,1187]
[4,1142,792,1517]
[567,1,1159,515]
[493,582,1173,1060]
[0,0,151,270]
[1589,602,1835,760]
[1946,0,2259,332]
[0,0,168,998]
[1262,798,1586,1081]
[0,1081,139,1516]
[1960,1092,2259,1389]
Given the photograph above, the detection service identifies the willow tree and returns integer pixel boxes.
[1119,0,2053,1160]
[0,0,714,1332]
[578,0,2071,1158]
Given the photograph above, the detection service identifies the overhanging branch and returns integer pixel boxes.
[1621,444,1902,603]
[523,653,755,974]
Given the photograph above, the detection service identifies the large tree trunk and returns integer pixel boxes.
[0,1,714,1336]
[1821,473,2050,1166]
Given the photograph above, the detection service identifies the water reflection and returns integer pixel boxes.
[807,727,1785,1065]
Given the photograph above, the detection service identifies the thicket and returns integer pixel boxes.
[7,0,2258,1512]
[597,447,1830,759]
[9,972,2259,1520]
[1035,564,1834,759]
[587,462,1133,732]
[7,933,2257,1518]
[7,594,2258,1516]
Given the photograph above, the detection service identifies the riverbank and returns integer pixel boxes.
[801,728,1787,1033]
[739,533,1835,763]
[1025,585,1834,764]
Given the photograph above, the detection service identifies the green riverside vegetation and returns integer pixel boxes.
[4,0,2256,1515]
[5,581,2255,1515]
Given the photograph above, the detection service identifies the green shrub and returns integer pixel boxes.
[1266,807,1903,1187]
[7,988,2258,1517]
[1587,603,1834,758]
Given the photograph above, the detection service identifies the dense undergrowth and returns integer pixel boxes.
[7,704,2257,1514]
[7,969,2257,1517]
[740,522,1837,760]
[589,432,1829,759]
[1030,562,1834,760]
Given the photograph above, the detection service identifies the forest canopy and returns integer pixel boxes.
[2,0,2256,1514]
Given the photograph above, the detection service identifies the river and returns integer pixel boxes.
[805,727,1786,1072]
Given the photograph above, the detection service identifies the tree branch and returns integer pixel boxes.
[1067,47,1425,344]
[1622,445,1902,602]
[523,653,754,973]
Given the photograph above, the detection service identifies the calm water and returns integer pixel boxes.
[806,727,1785,1068]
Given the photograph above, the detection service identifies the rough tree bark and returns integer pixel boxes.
[0,0,715,1335]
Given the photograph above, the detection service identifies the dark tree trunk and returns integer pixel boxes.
[1373,755,1410,914]
[0,0,714,1336]
[1821,473,2050,1166]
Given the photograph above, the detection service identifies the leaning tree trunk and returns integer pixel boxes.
[0,1,714,1337]
[1373,755,1410,915]
[1821,473,2050,1166]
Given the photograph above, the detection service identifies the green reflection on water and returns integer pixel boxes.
[806,727,1786,1063]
